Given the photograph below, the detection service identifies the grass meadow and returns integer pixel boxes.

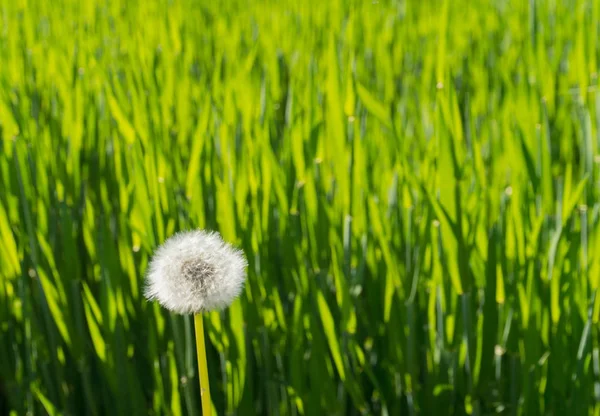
[1,0,600,414]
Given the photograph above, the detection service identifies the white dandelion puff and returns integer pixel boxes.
[144,229,247,314]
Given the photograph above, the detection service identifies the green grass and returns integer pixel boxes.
[1,0,599,414]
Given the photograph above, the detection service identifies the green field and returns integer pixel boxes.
[1,0,599,414]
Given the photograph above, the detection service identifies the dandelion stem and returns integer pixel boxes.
[194,314,211,416]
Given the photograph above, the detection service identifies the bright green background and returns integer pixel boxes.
[1,0,599,414]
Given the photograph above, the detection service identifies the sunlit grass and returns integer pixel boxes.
[0,0,599,414]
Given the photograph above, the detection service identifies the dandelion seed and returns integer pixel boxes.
[144,229,247,315]
[144,229,247,416]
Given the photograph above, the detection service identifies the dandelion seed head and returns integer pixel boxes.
[144,229,247,314]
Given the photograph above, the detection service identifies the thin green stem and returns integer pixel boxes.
[194,314,211,416]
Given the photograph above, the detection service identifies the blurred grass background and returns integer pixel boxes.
[1,0,599,414]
